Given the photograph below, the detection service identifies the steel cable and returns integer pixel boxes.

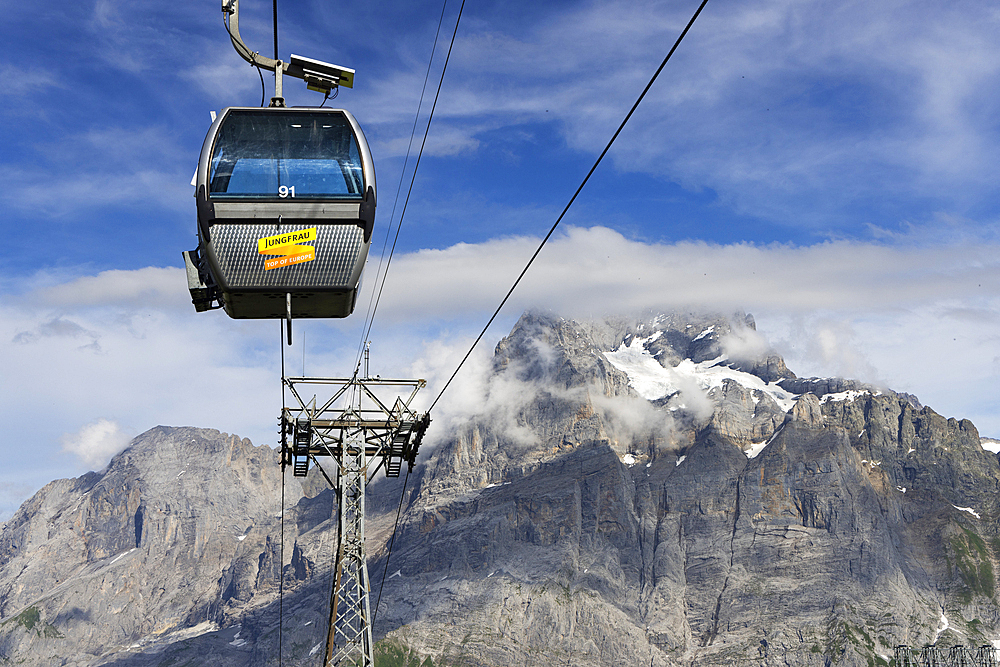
[352,0,452,373]
[278,322,286,665]
[427,0,710,413]
[370,465,411,627]
[355,2,466,627]
[354,0,467,372]
[272,0,278,62]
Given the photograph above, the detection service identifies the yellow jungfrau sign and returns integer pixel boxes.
[257,227,317,271]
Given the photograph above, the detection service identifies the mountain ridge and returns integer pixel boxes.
[2,310,999,666]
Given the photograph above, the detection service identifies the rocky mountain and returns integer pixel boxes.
[2,310,999,666]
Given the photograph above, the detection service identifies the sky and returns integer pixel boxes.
[1,0,999,519]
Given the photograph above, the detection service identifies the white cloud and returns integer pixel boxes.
[1,272,282,488]
[767,316,883,386]
[669,373,716,423]
[181,46,267,101]
[375,226,1000,436]
[720,326,771,364]
[408,330,677,455]
[374,226,1000,321]
[0,64,61,97]
[350,0,1000,230]
[2,223,1000,515]
[60,419,134,470]
[589,390,677,450]
[407,335,495,446]
[35,267,188,308]
[0,126,194,217]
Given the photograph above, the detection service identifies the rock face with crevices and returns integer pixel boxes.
[0,427,329,666]
[1,311,1000,666]
[376,312,1000,666]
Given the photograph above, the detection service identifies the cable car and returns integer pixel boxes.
[183,106,375,319]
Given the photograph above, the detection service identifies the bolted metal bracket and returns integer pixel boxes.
[222,0,354,102]
[182,248,222,312]
[279,375,429,667]
[285,293,292,345]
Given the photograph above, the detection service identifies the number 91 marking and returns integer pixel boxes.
[278,185,296,198]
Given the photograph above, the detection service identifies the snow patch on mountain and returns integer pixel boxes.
[692,325,715,342]
[933,612,949,643]
[605,334,797,411]
[953,505,981,519]
[981,438,1000,454]
[822,390,879,403]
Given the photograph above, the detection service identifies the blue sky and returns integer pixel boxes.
[1,0,999,518]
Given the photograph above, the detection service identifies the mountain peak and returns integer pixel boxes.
[2,313,998,666]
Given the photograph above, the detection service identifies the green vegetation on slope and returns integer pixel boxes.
[0,606,63,639]
[948,526,996,601]
[374,638,436,667]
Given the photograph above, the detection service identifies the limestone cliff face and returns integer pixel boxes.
[2,312,1000,667]
[376,312,1000,666]
[0,427,326,666]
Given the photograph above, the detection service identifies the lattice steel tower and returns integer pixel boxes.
[281,375,429,667]
[894,644,998,667]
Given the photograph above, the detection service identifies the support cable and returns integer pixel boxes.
[353,0,450,371]
[223,14,266,106]
[272,0,278,61]
[278,455,286,664]
[354,0,466,372]
[278,321,286,665]
[257,64,265,107]
[370,465,411,627]
[427,0,710,413]
[341,0,463,604]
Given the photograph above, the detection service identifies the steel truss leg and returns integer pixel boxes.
[894,645,1000,667]
[324,431,374,667]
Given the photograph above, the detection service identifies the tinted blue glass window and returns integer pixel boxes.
[209,110,364,199]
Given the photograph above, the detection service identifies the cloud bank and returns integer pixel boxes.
[355,0,1000,233]
[61,419,133,470]
[375,226,999,320]
[2,226,998,519]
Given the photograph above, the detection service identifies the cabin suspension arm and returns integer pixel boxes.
[221,0,355,102]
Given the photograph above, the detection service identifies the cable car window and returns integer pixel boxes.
[209,110,365,200]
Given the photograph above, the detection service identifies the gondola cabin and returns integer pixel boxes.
[184,106,375,319]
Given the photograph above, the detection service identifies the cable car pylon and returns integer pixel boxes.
[281,372,430,666]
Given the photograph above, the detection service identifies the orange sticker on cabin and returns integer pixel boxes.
[257,228,317,271]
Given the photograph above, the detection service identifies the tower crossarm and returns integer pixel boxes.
[277,375,430,666]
